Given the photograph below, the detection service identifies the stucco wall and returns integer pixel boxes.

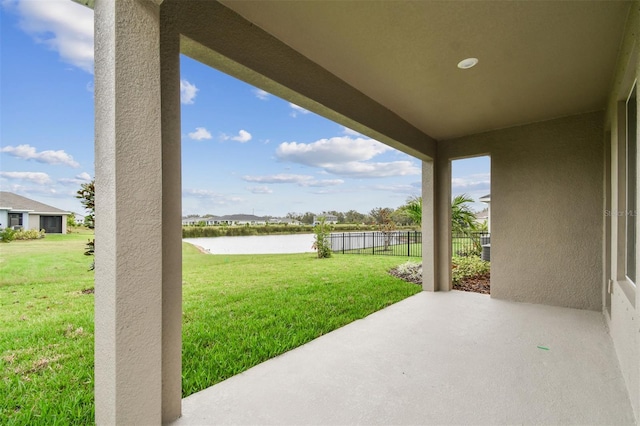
[438,112,604,311]
[28,214,39,231]
[0,211,8,229]
[604,1,639,419]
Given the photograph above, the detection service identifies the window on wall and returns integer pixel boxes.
[9,213,22,227]
[626,83,637,285]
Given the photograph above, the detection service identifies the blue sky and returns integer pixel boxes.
[0,0,490,217]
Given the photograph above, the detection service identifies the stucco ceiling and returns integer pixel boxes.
[219,1,631,140]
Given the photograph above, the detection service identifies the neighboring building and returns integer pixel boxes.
[0,192,71,234]
[478,193,491,231]
[182,217,200,226]
[313,214,338,225]
[268,217,301,225]
[474,208,489,225]
[182,214,268,226]
[73,213,86,225]
[220,214,267,226]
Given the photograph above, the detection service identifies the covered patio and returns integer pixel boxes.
[84,0,640,424]
[175,291,634,425]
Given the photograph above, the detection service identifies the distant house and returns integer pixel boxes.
[479,194,491,231]
[313,214,338,225]
[182,217,200,226]
[268,217,301,225]
[182,214,269,226]
[0,191,71,234]
[220,214,267,226]
[73,213,86,225]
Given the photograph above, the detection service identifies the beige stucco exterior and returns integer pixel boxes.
[604,2,640,417]
[436,112,604,310]
[89,0,640,423]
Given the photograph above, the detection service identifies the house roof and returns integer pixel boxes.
[0,192,70,215]
[219,214,266,221]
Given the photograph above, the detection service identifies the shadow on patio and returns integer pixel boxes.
[173,291,634,425]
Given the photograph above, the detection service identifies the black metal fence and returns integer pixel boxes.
[452,231,491,259]
[329,231,422,257]
[329,230,491,260]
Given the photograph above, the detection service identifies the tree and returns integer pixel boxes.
[76,180,95,229]
[344,209,366,224]
[67,214,76,229]
[370,207,396,250]
[311,216,332,258]
[398,196,422,226]
[76,179,95,270]
[451,194,477,235]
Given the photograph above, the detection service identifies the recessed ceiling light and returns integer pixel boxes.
[457,58,479,69]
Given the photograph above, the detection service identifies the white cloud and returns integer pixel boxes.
[323,161,420,178]
[370,183,421,194]
[276,137,389,167]
[451,173,491,191]
[242,174,343,188]
[188,127,212,141]
[247,186,273,194]
[300,179,344,187]
[253,88,270,100]
[342,126,362,136]
[0,171,52,184]
[275,136,417,178]
[242,174,313,185]
[1,144,80,168]
[289,103,310,117]
[6,0,94,73]
[77,171,91,181]
[229,130,252,143]
[180,79,198,104]
[183,188,244,203]
[58,171,92,185]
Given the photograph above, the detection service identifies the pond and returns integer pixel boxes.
[183,233,316,255]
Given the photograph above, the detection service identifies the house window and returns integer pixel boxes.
[9,213,22,228]
[626,83,637,284]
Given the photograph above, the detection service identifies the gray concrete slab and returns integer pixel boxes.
[173,291,635,425]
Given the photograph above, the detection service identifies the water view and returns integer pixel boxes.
[184,233,315,255]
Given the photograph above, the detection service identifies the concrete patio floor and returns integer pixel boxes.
[173,291,635,425]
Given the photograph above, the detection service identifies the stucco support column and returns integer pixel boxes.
[94,0,182,423]
[422,159,438,291]
[435,154,452,292]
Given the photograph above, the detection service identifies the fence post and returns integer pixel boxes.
[342,233,345,254]
[407,231,410,257]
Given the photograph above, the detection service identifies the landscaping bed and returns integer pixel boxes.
[389,256,490,294]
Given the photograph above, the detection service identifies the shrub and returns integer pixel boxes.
[389,261,422,284]
[451,255,489,284]
[0,228,16,243]
[312,217,332,258]
[13,229,46,240]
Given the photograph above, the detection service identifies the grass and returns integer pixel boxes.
[0,235,421,424]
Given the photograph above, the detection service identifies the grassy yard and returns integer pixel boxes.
[0,235,421,425]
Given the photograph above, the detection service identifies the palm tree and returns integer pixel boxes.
[401,196,422,225]
[451,194,477,235]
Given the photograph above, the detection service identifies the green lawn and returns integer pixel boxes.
[0,235,421,425]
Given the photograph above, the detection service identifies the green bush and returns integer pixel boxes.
[0,228,16,243]
[312,217,332,258]
[13,228,46,240]
[451,255,489,284]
